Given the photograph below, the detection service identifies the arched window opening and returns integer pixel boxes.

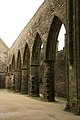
[44,16,67,102]
[17,50,21,70]
[9,64,11,72]
[12,55,15,69]
[58,24,66,51]
[21,43,30,94]
[32,33,42,65]
[30,33,43,97]
[41,44,43,49]
[15,50,22,92]
[23,43,30,67]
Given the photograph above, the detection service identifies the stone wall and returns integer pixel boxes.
[8,0,66,66]
[6,0,66,98]
[0,38,9,88]
[54,49,66,98]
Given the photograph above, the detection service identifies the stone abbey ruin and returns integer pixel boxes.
[0,0,80,115]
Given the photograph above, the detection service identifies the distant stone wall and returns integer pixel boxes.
[39,49,66,98]
[54,49,66,97]
[0,39,9,88]
[0,73,6,88]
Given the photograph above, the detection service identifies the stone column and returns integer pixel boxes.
[8,65,12,89]
[11,69,15,90]
[66,0,73,111]
[75,0,80,114]
[21,67,29,94]
[67,0,73,65]
[43,60,55,102]
[66,0,80,114]
[15,70,22,92]
[29,64,39,97]
[5,73,10,89]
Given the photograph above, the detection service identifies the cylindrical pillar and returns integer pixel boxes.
[29,65,39,97]
[10,70,15,90]
[15,70,22,92]
[21,67,29,94]
[5,73,10,89]
[43,60,55,102]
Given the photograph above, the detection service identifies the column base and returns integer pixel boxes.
[65,102,80,115]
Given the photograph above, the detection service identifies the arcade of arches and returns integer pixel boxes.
[4,0,80,115]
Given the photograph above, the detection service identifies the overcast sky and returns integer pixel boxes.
[0,0,44,48]
[0,0,66,50]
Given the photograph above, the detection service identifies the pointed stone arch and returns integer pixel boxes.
[17,50,21,70]
[15,50,22,92]
[46,16,62,60]
[21,43,30,93]
[9,64,11,72]
[43,16,67,102]
[12,54,15,70]
[31,32,42,65]
[23,43,30,67]
[7,64,12,89]
[11,54,15,90]
[30,32,42,96]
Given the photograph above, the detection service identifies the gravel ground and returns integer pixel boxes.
[0,89,80,120]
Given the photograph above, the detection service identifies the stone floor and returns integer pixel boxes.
[0,89,80,120]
